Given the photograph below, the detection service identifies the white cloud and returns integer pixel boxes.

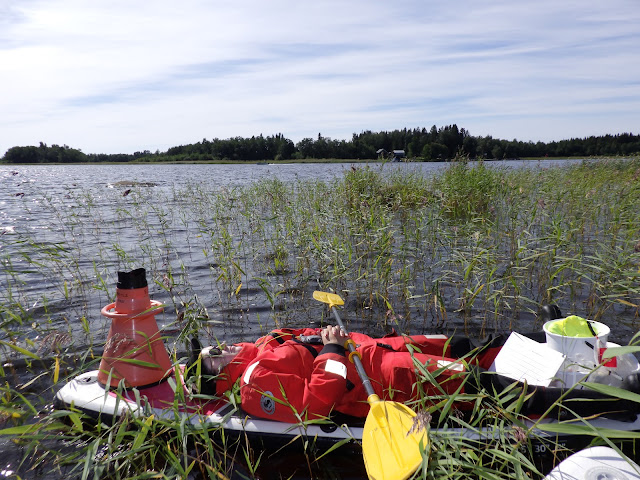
[1,0,639,155]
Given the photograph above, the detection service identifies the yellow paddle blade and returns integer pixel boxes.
[313,290,344,309]
[363,401,428,480]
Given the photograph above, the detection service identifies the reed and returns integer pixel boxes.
[1,157,640,478]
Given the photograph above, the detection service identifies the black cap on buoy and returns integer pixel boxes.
[117,268,148,289]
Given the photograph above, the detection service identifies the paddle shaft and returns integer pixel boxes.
[328,305,377,399]
[313,291,427,478]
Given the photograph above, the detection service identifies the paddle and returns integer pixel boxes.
[313,291,427,480]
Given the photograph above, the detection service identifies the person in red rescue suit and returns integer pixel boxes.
[195,325,501,423]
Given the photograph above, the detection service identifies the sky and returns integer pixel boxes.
[1,0,639,156]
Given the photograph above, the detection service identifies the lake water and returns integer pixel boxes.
[0,158,573,194]
[0,159,590,479]
[1,159,582,342]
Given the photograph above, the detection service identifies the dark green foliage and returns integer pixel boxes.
[3,128,640,163]
[3,143,87,164]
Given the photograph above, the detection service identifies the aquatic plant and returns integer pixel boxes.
[2,157,640,477]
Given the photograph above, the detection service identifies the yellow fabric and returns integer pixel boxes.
[547,315,594,337]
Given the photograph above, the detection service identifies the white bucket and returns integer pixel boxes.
[550,368,592,389]
[543,319,610,365]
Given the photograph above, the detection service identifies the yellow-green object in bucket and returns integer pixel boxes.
[546,315,596,337]
[543,315,609,364]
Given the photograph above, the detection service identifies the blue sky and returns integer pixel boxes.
[1,0,639,156]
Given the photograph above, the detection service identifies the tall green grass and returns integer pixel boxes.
[2,157,640,478]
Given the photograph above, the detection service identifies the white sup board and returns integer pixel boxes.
[544,446,640,480]
[56,368,640,457]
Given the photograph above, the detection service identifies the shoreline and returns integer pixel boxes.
[0,156,629,166]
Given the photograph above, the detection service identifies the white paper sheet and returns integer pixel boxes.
[490,332,566,386]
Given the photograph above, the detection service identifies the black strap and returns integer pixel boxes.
[269,332,288,344]
[293,338,319,358]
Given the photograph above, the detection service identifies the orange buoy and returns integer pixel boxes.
[97,268,172,387]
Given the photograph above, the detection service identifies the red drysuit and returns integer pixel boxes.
[211,328,499,423]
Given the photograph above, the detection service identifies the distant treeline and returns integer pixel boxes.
[2,125,640,164]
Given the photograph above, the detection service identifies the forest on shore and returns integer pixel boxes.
[2,124,639,164]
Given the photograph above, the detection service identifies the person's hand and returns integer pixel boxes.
[321,325,349,347]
